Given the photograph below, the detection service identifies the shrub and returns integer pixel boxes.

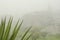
[0,17,32,40]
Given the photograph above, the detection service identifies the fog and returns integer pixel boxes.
[0,0,60,34]
[0,0,48,18]
[0,0,60,17]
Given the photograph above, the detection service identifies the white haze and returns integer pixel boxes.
[0,0,48,18]
[0,0,60,18]
[0,0,60,34]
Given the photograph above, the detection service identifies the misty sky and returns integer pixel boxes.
[0,0,60,18]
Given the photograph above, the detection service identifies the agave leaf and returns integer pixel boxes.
[0,17,6,40]
[9,20,23,40]
[26,33,33,40]
[2,17,13,40]
[21,26,32,40]
[1,17,6,40]
[0,17,33,40]
[13,19,20,33]
[0,19,4,40]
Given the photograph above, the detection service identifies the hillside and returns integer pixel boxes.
[22,11,60,34]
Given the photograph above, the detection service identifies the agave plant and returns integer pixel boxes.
[0,17,32,40]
